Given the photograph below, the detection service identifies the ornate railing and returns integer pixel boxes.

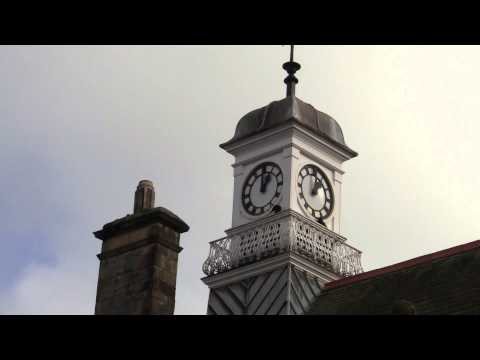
[202,211,363,278]
[332,242,363,277]
[202,237,232,276]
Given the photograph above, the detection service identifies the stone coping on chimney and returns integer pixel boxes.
[94,207,190,241]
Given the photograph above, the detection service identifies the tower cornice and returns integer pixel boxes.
[223,120,357,165]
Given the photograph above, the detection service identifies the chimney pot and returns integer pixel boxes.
[134,179,155,214]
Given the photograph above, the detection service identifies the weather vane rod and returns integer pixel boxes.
[283,45,301,97]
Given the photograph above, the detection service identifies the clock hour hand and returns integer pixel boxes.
[260,173,271,193]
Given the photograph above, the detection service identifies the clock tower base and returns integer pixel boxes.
[203,252,338,315]
[201,210,362,315]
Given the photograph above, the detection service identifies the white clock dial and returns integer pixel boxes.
[242,162,283,216]
[297,164,334,220]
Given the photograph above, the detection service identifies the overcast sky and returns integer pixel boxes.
[0,45,479,314]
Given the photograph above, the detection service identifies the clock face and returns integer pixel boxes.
[242,162,283,216]
[297,164,334,220]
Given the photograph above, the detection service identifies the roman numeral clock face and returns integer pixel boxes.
[242,162,283,216]
[297,164,334,221]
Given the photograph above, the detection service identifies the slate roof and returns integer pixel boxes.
[308,240,480,315]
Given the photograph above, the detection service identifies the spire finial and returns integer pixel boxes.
[283,45,301,97]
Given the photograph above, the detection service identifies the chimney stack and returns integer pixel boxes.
[94,180,189,315]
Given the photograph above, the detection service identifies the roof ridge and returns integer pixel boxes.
[325,239,480,290]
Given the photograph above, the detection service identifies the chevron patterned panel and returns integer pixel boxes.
[207,264,325,315]
[207,266,288,315]
[288,267,323,315]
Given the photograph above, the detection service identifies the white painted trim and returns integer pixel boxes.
[224,209,347,241]
[223,122,356,162]
[289,253,340,283]
[232,146,287,168]
[202,253,291,289]
[292,143,345,174]
[201,252,340,289]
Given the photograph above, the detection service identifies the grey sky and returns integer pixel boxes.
[0,45,479,314]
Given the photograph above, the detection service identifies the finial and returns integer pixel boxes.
[134,179,155,214]
[282,45,301,97]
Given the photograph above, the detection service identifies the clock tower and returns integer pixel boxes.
[202,47,363,315]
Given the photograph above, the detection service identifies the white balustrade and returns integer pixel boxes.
[202,211,363,277]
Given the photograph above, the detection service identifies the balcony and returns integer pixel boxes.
[202,210,363,278]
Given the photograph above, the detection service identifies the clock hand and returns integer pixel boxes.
[260,167,266,193]
[260,172,266,193]
[260,173,271,193]
[311,178,321,196]
[265,174,271,187]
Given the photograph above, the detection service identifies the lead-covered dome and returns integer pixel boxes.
[220,96,357,157]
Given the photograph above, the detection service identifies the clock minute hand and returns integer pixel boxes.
[311,179,321,196]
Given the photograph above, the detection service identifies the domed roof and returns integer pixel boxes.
[220,96,357,157]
